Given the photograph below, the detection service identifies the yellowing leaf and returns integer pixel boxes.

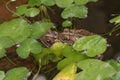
[53,63,77,80]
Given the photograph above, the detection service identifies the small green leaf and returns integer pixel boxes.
[76,59,116,80]
[13,5,28,17]
[62,20,72,27]
[61,5,88,19]
[4,67,29,80]
[0,71,5,80]
[108,60,120,71]
[25,8,40,17]
[55,0,73,8]
[0,49,6,58]
[16,38,42,58]
[109,15,120,24]
[0,18,31,44]
[53,64,77,80]
[31,21,54,39]
[73,35,107,57]
[74,0,98,5]
[28,0,42,6]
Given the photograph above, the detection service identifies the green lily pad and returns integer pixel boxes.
[41,0,55,6]
[76,59,116,80]
[73,35,107,57]
[61,5,88,19]
[4,67,29,80]
[28,0,42,6]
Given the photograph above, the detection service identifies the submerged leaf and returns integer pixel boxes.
[4,67,29,80]
[109,15,120,24]
[0,49,6,58]
[28,0,42,6]
[73,35,107,57]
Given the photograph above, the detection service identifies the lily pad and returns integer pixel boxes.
[73,35,107,57]
[74,0,98,5]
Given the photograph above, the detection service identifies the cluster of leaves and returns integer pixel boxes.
[0,0,120,80]
[14,0,98,27]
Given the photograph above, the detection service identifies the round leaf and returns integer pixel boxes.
[16,38,42,58]
[25,8,40,17]
[55,0,73,8]
[31,22,54,39]
[76,59,116,80]
[4,67,29,80]
[0,18,31,44]
[62,20,72,27]
[73,35,107,57]
[61,5,88,19]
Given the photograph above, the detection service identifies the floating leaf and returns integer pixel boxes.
[73,35,107,57]
[62,20,72,27]
[61,5,88,19]
[0,18,31,44]
[4,67,29,80]
[76,59,116,80]
[74,0,98,5]
[25,8,40,17]
[13,5,28,17]
[0,71,5,80]
[16,38,42,58]
[31,21,54,39]
[108,60,120,71]
[53,64,77,80]
[55,0,73,8]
